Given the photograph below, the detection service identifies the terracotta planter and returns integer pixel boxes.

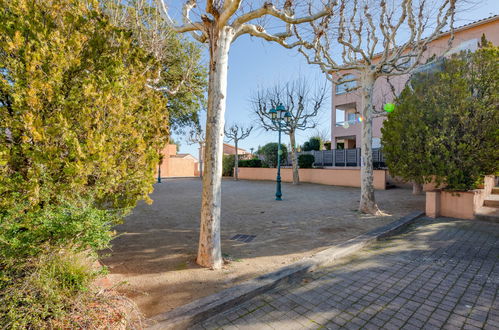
[426,189,484,220]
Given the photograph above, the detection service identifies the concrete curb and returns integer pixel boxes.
[148,211,425,329]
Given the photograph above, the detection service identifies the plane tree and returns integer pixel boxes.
[252,79,327,184]
[137,0,334,269]
[224,123,253,181]
[294,0,457,214]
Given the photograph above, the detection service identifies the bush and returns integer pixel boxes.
[1,247,140,329]
[257,143,287,168]
[0,200,117,264]
[0,0,200,326]
[1,249,97,329]
[0,200,121,328]
[298,154,315,168]
[222,154,235,176]
[238,158,262,168]
[302,137,322,151]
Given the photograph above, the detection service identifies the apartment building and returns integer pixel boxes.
[331,15,499,150]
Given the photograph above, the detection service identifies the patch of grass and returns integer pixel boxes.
[174,261,189,271]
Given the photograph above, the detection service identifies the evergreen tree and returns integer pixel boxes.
[382,37,499,191]
[0,0,204,326]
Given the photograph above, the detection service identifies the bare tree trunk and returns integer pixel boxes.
[198,143,203,178]
[359,72,381,215]
[234,140,239,181]
[197,26,233,269]
[412,182,423,195]
[289,130,299,184]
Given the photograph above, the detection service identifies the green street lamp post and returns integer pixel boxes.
[269,103,292,200]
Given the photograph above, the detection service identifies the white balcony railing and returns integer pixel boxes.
[335,119,359,127]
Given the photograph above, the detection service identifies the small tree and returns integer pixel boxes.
[0,0,179,326]
[382,40,499,191]
[187,125,206,177]
[303,136,322,151]
[253,79,327,184]
[224,123,252,180]
[222,154,236,177]
[257,143,288,168]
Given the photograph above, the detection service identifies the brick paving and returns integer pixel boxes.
[196,218,499,329]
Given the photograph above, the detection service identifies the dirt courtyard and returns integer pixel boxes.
[101,178,424,318]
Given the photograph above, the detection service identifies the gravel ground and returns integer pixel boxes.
[101,178,425,317]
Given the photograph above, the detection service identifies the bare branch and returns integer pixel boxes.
[295,0,456,82]
[182,0,209,42]
[218,0,242,28]
[251,78,327,134]
[224,123,253,143]
[234,24,302,48]
[233,1,333,28]
[155,0,204,35]
[187,125,205,145]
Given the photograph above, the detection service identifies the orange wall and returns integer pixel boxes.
[157,144,198,178]
[238,167,387,190]
[426,191,480,220]
[425,176,494,220]
[167,158,198,177]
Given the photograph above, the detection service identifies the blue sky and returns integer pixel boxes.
[173,1,498,158]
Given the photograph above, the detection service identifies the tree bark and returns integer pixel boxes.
[289,130,299,184]
[197,26,233,269]
[234,140,239,180]
[359,72,381,215]
[412,182,423,195]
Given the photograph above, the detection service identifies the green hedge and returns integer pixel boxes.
[298,154,315,168]
[238,159,262,167]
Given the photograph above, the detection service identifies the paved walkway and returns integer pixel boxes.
[197,218,499,329]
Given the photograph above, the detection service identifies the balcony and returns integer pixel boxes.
[335,118,360,128]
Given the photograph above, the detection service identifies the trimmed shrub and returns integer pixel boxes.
[298,154,315,168]
[257,143,287,168]
[309,137,322,151]
[303,137,322,151]
[239,158,262,168]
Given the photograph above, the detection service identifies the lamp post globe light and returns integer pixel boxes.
[270,103,292,200]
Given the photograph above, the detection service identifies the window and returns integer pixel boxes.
[336,108,359,127]
[335,74,357,95]
[447,39,478,56]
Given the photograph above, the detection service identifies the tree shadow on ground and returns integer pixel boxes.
[99,178,426,315]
